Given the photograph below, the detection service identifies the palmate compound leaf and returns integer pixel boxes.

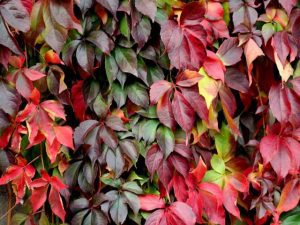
[30,171,67,222]
[0,157,35,203]
[160,2,207,70]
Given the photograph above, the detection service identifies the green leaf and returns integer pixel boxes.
[215,123,234,160]
[120,15,130,39]
[93,94,108,118]
[39,213,50,225]
[122,181,143,194]
[281,214,300,225]
[112,82,127,108]
[105,55,118,86]
[11,213,27,225]
[141,120,160,144]
[202,170,224,187]
[156,126,175,158]
[114,47,138,76]
[211,154,226,174]
[126,82,149,108]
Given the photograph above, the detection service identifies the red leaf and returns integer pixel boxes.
[71,81,87,121]
[278,0,297,15]
[49,186,66,222]
[171,91,195,133]
[260,134,300,178]
[244,38,264,84]
[139,194,165,211]
[176,70,202,87]
[228,172,249,193]
[150,80,172,104]
[198,182,225,225]
[145,209,164,225]
[160,2,207,70]
[269,83,291,123]
[180,86,209,122]
[30,186,48,212]
[217,37,243,66]
[190,157,207,182]
[45,139,61,163]
[145,144,164,179]
[0,157,35,203]
[157,90,176,130]
[203,51,225,82]
[172,173,188,202]
[54,126,74,149]
[276,178,300,214]
[223,183,240,219]
[168,154,189,177]
[157,160,173,190]
[40,100,66,120]
[23,69,46,81]
[168,202,197,225]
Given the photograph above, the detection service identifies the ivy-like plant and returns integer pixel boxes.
[0,0,299,225]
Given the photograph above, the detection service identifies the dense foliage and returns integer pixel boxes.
[0,0,299,224]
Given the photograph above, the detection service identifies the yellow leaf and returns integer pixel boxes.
[198,67,220,108]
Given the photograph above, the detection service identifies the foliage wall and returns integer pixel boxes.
[0,0,299,224]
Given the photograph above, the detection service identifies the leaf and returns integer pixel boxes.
[53,126,74,149]
[110,195,128,224]
[157,90,176,130]
[160,2,207,70]
[106,148,125,178]
[244,38,264,83]
[114,47,138,76]
[203,51,225,82]
[224,68,249,93]
[145,144,164,179]
[96,0,119,17]
[198,68,220,108]
[132,17,152,49]
[76,43,95,75]
[180,86,209,122]
[139,194,165,211]
[144,209,164,225]
[262,23,275,44]
[211,155,225,174]
[49,0,81,31]
[217,37,243,66]
[172,91,195,133]
[135,0,157,22]
[0,17,22,54]
[191,157,207,182]
[168,202,197,225]
[156,126,175,158]
[277,178,300,214]
[0,80,21,116]
[157,159,173,190]
[278,0,297,15]
[215,124,234,160]
[269,83,291,123]
[0,0,30,32]
[223,183,240,219]
[76,0,93,14]
[86,30,114,54]
[176,70,202,87]
[126,82,149,108]
[30,186,48,212]
[49,186,66,222]
[260,134,300,178]
[150,80,172,104]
